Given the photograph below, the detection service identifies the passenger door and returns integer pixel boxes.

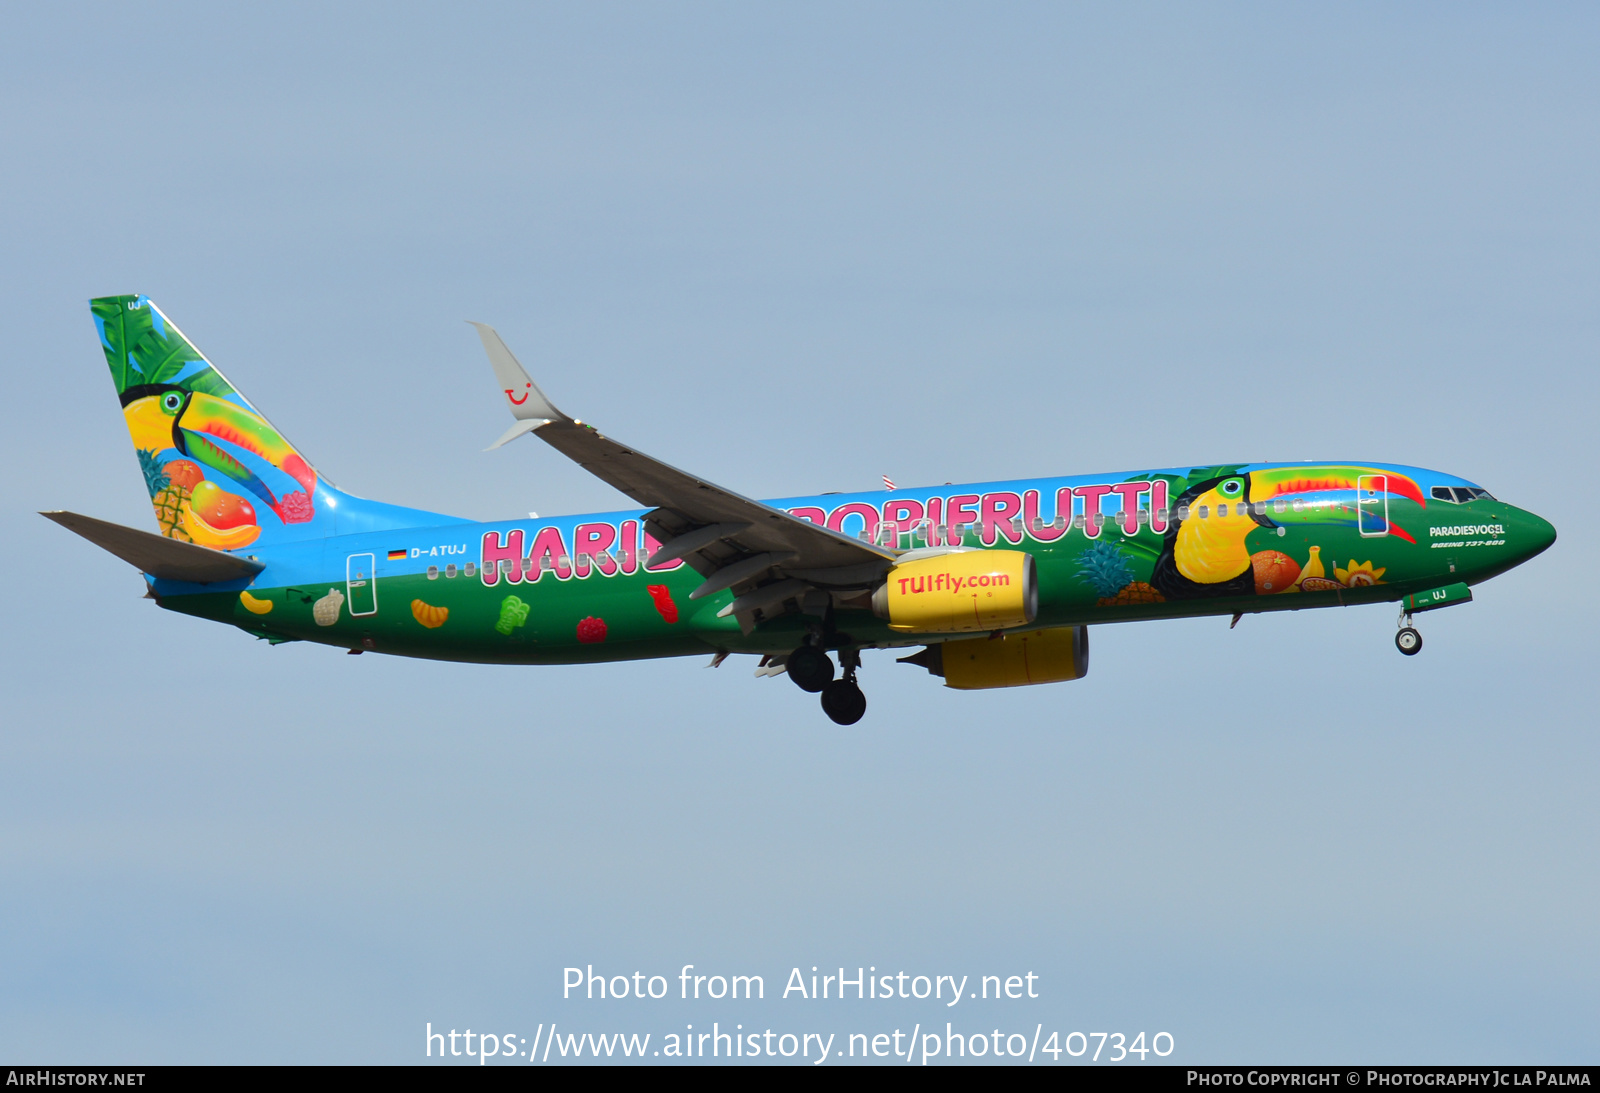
[346,552,378,616]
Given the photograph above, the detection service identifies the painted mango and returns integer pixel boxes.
[181,481,261,549]
[189,480,257,529]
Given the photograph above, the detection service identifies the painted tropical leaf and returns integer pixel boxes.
[92,296,239,398]
[1183,464,1248,489]
[1119,537,1160,563]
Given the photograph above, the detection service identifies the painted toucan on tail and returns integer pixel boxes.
[120,383,318,523]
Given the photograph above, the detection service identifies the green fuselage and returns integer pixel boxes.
[153,462,1556,663]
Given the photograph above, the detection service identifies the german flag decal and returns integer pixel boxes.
[387,549,407,561]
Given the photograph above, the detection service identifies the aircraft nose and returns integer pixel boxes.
[1510,506,1557,562]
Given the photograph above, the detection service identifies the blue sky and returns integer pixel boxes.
[1,2,1595,1063]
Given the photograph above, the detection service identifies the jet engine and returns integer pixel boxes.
[869,551,1037,633]
[899,626,1089,689]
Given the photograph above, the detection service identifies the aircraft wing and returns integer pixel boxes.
[42,510,265,584]
[471,323,896,628]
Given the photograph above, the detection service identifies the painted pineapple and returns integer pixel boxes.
[1076,540,1165,605]
[313,587,345,626]
[140,449,196,542]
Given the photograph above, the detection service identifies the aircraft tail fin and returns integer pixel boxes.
[90,295,460,550]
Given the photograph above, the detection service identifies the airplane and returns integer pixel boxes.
[46,295,1557,725]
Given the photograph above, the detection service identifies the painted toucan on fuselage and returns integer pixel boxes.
[48,296,1557,724]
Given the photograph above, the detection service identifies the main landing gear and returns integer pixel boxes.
[1395,611,1423,656]
[789,641,867,724]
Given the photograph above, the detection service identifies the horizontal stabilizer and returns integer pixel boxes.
[41,511,265,584]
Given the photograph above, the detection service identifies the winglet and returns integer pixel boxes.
[468,322,567,439]
[484,419,542,451]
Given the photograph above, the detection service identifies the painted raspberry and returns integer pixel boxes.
[576,616,608,644]
[277,490,315,523]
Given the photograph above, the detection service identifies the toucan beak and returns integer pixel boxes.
[122,396,178,453]
[1249,466,1426,508]
[1256,494,1362,530]
[178,393,298,471]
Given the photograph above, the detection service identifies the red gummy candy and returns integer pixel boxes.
[646,584,679,624]
[576,616,608,644]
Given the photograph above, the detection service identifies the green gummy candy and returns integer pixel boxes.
[495,595,530,635]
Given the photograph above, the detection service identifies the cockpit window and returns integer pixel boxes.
[1431,486,1496,504]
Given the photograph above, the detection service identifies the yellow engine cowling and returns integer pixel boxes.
[870,551,1037,633]
[909,626,1089,689]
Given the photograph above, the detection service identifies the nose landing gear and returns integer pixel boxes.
[1395,611,1422,656]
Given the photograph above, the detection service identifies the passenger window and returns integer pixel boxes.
[427,566,438,580]
[556,555,570,568]
[1198,505,1210,519]
[1291,499,1304,512]
[464,562,477,577]
[1274,499,1286,513]
[1176,505,1190,520]
[445,564,457,578]
[1073,515,1086,529]
[1156,508,1169,523]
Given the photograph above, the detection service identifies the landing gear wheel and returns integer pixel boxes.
[787,645,835,693]
[1395,627,1422,656]
[820,678,867,725]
